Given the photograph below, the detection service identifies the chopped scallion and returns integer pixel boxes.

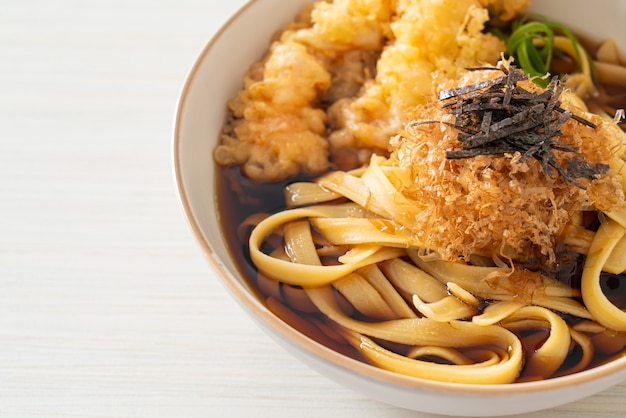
[504,15,586,87]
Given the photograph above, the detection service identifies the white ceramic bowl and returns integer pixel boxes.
[173,1,626,415]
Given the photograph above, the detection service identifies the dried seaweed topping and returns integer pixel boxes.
[429,65,607,189]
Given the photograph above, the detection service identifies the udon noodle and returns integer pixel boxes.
[215,0,626,384]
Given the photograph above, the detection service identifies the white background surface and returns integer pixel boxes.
[1,1,625,417]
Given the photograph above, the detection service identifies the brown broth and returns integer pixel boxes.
[216,163,626,382]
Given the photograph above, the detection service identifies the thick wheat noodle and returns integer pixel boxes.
[554,327,595,377]
[276,210,524,384]
[581,219,626,331]
[249,205,406,287]
[306,286,524,384]
[500,306,571,379]
[248,153,626,382]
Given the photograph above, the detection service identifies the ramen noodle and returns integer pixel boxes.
[215,0,626,384]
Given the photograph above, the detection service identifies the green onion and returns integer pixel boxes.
[505,15,585,87]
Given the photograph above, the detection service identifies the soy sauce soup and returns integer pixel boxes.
[217,164,626,381]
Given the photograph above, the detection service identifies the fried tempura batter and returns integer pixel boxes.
[216,0,527,182]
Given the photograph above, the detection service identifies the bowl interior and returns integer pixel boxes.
[174,0,314,294]
[526,0,626,43]
[173,1,626,415]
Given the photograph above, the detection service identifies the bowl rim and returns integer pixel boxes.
[172,0,626,398]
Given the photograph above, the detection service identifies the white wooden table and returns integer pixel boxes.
[1,1,625,417]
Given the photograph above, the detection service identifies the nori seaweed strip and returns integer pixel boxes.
[555,107,597,128]
[547,159,586,189]
[466,66,507,72]
[431,64,603,188]
[438,76,508,101]
[457,101,522,113]
[446,144,523,158]
[503,66,519,106]
[551,109,572,128]
[480,110,492,134]
[462,104,545,148]
[566,158,610,179]
[548,139,581,154]
[409,120,480,136]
